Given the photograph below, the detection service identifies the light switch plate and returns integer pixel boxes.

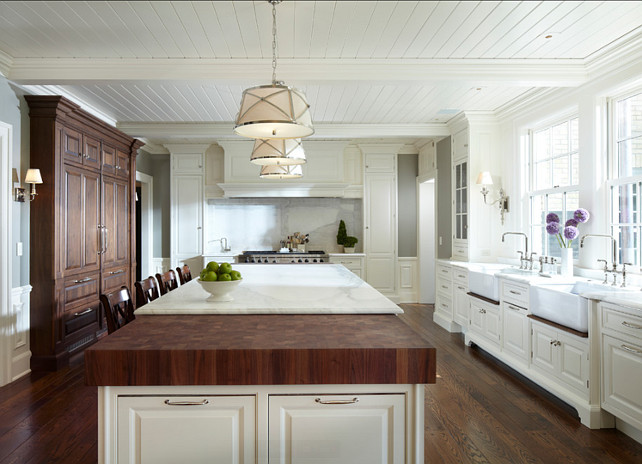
[16,242,23,256]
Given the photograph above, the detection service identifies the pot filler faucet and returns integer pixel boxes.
[209,237,231,252]
[502,232,533,269]
[580,234,631,287]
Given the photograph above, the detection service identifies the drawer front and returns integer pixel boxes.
[602,333,642,425]
[436,277,453,295]
[502,281,529,307]
[329,257,362,270]
[435,295,453,318]
[64,301,101,337]
[602,304,642,339]
[102,267,129,294]
[64,273,100,308]
[452,267,468,285]
[436,263,452,280]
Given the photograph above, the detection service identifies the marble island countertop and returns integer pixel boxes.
[137,263,402,315]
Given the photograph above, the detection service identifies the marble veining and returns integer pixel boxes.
[137,264,402,315]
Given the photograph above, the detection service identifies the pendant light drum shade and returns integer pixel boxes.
[234,84,314,139]
[250,138,306,166]
[259,164,303,179]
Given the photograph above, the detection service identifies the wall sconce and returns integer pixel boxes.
[15,168,43,202]
[476,171,509,225]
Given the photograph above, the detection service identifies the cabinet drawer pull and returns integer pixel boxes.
[622,321,642,330]
[507,304,523,312]
[479,308,486,314]
[73,277,92,284]
[164,399,209,406]
[621,344,642,355]
[457,286,466,291]
[109,269,125,275]
[73,308,93,317]
[441,269,448,273]
[441,285,449,289]
[509,290,522,295]
[457,274,466,279]
[440,303,449,309]
[315,397,359,405]
[550,340,561,347]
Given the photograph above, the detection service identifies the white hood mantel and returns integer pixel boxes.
[216,182,362,198]
[216,140,362,198]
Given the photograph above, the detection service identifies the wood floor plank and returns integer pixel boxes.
[0,304,640,463]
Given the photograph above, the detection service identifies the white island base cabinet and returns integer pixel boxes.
[100,384,424,464]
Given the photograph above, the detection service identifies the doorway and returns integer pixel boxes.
[418,176,436,304]
[135,172,153,282]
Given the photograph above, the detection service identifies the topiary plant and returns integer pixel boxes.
[337,220,347,245]
[344,236,358,248]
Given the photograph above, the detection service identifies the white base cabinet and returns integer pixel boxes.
[268,394,405,463]
[99,384,424,464]
[117,395,255,464]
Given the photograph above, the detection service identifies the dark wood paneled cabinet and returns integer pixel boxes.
[26,95,143,371]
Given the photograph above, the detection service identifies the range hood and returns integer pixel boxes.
[217,182,361,198]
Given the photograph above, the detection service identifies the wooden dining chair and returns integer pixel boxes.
[100,286,135,334]
[134,276,160,308]
[176,264,192,285]
[156,269,179,295]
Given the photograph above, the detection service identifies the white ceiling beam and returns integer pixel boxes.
[8,58,587,87]
[117,122,451,140]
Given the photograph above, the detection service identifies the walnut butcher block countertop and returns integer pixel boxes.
[84,314,436,386]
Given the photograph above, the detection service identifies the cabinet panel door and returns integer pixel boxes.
[558,333,588,394]
[117,395,255,464]
[62,126,83,165]
[83,134,101,171]
[502,305,528,361]
[102,144,117,176]
[453,286,469,327]
[102,176,130,269]
[366,256,395,294]
[485,306,501,344]
[468,300,485,334]
[62,165,101,273]
[602,334,642,425]
[269,394,405,464]
[173,175,203,258]
[531,323,557,374]
[117,149,131,179]
[365,174,396,254]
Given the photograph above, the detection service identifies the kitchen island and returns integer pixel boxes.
[85,265,435,464]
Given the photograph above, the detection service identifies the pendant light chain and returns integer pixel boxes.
[271,0,279,85]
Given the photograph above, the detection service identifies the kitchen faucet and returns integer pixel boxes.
[209,237,231,252]
[580,234,630,286]
[502,232,530,269]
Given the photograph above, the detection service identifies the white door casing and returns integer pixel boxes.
[136,171,153,280]
[0,121,12,386]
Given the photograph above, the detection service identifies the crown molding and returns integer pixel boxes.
[117,122,450,142]
[585,31,642,79]
[7,57,587,87]
[0,50,12,78]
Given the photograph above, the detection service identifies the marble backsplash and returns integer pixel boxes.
[205,198,363,255]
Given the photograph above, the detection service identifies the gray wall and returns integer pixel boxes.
[397,153,418,257]
[136,151,171,258]
[0,77,28,287]
[437,137,452,259]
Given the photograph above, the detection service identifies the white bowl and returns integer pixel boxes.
[198,278,242,302]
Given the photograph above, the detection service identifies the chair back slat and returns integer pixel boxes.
[134,276,160,308]
[156,270,179,295]
[176,265,192,285]
[100,286,135,334]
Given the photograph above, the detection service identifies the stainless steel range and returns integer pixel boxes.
[238,250,328,264]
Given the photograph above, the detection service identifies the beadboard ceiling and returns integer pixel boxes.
[1,1,641,146]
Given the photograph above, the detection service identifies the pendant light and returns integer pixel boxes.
[234,0,313,140]
[250,138,306,166]
[259,164,303,179]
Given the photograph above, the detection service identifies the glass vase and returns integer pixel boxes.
[560,247,573,277]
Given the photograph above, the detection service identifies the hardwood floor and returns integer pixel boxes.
[0,304,640,463]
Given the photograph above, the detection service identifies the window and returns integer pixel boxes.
[609,90,642,268]
[529,116,580,258]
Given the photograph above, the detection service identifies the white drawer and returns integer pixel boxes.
[435,295,453,317]
[436,263,452,280]
[601,303,642,340]
[452,267,468,285]
[502,281,529,307]
[330,257,362,268]
[436,278,453,295]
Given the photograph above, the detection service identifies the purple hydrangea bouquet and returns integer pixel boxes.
[546,208,590,247]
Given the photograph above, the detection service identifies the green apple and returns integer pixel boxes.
[217,273,232,281]
[203,271,218,282]
[218,262,233,275]
[206,261,219,273]
[230,270,242,281]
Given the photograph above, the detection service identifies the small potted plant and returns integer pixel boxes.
[336,220,347,253]
[343,236,358,253]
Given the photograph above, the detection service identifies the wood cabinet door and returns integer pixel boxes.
[62,164,101,274]
[102,144,117,176]
[62,126,83,166]
[269,394,405,464]
[116,149,131,179]
[83,134,101,171]
[117,395,255,464]
[102,176,130,269]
